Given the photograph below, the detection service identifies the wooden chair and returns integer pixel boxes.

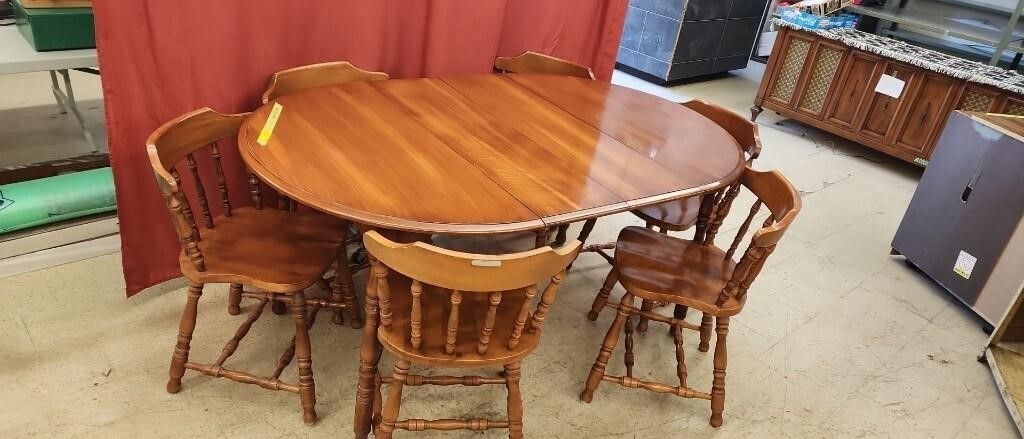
[631,99,761,233]
[362,231,581,438]
[580,167,800,428]
[587,99,763,329]
[494,51,595,251]
[250,60,388,320]
[148,107,360,425]
[494,51,595,79]
[261,61,389,103]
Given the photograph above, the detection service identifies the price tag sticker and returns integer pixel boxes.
[471,260,502,267]
[875,74,905,98]
[953,250,977,279]
[257,103,283,147]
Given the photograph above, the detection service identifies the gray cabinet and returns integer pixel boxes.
[616,0,772,83]
[892,111,1024,324]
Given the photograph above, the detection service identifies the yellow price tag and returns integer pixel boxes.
[257,103,283,146]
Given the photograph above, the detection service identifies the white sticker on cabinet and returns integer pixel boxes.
[875,74,905,98]
[954,250,977,279]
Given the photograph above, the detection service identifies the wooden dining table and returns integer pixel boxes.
[237,72,744,438]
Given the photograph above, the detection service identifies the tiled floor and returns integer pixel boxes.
[1,64,1017,438]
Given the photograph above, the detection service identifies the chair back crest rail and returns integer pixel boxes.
[261,61,389,103]
[682,99,762,160]
[363,231,582,356]
[493,51,595,80]
[146,108,262,272]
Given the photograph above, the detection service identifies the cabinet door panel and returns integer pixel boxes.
[824,52,880,128]
[765,34,813,107]
[894,73,957,158]
[1000,97,1024,115]
[795,43,847,117]
[859,63,915,139]
[956,86,1000,113]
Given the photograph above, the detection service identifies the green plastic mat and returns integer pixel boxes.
[0,167,116,235]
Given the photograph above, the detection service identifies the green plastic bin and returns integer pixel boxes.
[13,0,95,51]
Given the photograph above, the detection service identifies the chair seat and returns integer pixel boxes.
[179,207,348,293]
[615,226,744,316]
[630,197,702,232]
[377,274,542,368]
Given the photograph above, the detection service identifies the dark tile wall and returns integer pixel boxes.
[616,0,684,79]
[617,0,770,82]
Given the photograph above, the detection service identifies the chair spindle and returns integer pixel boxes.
[410,280,423,350]
[477,292,503,354]
[725,200,762,260]
[445,291,462,355]
[170,168,199,238]
[185,153,214,228]
[208,142,231,217]
[247,172,262,209]
[508,286,537,349]
[705,182,742,245]
[377,263,392,328]
[529,271,564,333]
[693,193,717,242]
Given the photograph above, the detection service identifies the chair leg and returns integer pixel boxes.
[167,283,203,394]
[554,224,569,247]
[624,314,635,377]
[291,291,318,425]
[566,218,597,270]
[587,268,618,321]
[377,360,411,439]
[227,283,242,315]
[332,253,363,328]
[636,299,654,332]
[698,313,713,352]
[581,293,634,403]
[534,227,551,249]
[505,362,524,439]
[271,293,287,315]
[372,371,383,427]
[672,323,687,388]
[666,304,687,336]
[710,317,729,428]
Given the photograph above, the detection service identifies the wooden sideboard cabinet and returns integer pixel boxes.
[753,25,1024,165]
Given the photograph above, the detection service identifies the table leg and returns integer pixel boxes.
[49,69,98,153]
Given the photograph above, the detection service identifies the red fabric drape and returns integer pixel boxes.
[94,0,628,296]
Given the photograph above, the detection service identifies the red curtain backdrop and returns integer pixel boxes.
[93,0,628,296]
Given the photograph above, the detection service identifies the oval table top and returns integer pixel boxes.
[238,73,744,234]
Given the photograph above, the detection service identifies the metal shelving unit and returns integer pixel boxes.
[846,0,1024,68]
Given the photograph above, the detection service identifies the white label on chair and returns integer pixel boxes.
[953,250,977,279]
[471,260,502,267]
[874,74,905,99]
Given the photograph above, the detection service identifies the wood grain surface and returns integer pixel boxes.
[239,74,744,233]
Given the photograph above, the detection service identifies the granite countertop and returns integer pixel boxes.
[773,18,1024,95]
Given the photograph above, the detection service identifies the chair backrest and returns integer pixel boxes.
[493,51,595,79]
[701,167,800,306]
[261,61,389,103]
[146,107,260,272]
[682,99,761,160]
[363,230,582,355]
